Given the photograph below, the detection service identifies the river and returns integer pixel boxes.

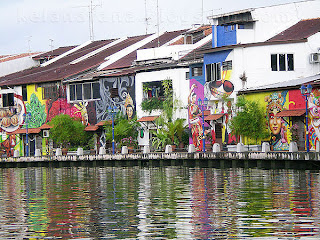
[0,165,319,239]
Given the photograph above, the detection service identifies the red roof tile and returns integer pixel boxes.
[205,114,224,121]
[101,29,188,71]
[137,116,159,122]
[32,46,76,60]
[96,120,111,126]
[268,18,320,42]
[84,125,99,131]
[9,128,41,134]
[0,35,151,87]
[276,109,305,117]
[39,123,53,129]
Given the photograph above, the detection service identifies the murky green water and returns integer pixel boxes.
[0,166,319,239]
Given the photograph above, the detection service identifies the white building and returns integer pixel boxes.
[135,26,212,147]
[188,0,320,149]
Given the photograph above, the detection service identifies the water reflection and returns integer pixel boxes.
[0,166,319,239]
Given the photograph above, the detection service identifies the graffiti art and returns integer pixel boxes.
[265,92,289,151]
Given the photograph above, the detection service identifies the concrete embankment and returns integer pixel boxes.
[1,151,320,169]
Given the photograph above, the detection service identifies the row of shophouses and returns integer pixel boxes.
[1,0,320,156]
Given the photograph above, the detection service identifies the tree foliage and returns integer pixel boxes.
[230,96,269,143]
[49,114,90,148]
[104,113,139,145]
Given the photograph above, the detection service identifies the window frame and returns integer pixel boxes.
[191,66,203,77]
[69,81,101,102]
[206,62,222,82]
[42,83,59,100]
[271,53,294,72]
[2,93,14,107]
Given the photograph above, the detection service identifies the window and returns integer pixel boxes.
[271,54,294,71]
[222,60,232,71]
[22,85,27,101]
[143,79,172,100]
[191,67,203,76]
[42,83,59,99]
[185,72,189,80]
[206,63,221,82]
[2,93,14,107]
[69,82,101,101]
[185,35,193,44]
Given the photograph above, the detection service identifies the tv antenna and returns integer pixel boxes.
[73,0,102,41]
[49,39,54,52]
[156,0,160,47]
[28,36,32,55]
[144,0,151,34]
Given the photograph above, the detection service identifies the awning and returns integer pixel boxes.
[39,123,53,129]
[276,109,305,117]
[96,120,111,126]
[204,114,224,121]
[84,125,99,131]
[137,116,159,122]
[9,128,41,135]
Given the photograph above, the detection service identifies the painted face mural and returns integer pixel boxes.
[308,90,320,149]
[265,92,289,151]
[124,94,134,120]
[188,81,204,151]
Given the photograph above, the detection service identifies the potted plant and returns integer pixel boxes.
[119,136,138,153]
[104,113,139,152]
[49,114,90,155]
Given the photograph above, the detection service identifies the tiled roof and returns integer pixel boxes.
[0,35,151,86]
[276,109,305,117]
[96,120,111,126]
[180,40,212,63]
[137,116,159,122]
[171,25,212,45]
[32,46,76,60]
[9,128,41,134]
[0,53,41,63]
[204,114,224,121]
[84,125,99,131]
[101,29,188,71]
[268,18,320,42]
[39,123,53,129]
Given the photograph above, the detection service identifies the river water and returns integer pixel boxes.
[0,165,319,239]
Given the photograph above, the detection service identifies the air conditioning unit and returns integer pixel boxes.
[43,130,49,138]
[310,53,320,63]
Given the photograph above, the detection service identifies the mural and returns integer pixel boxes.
[24,93,47,128]
[265,92,289,150]
[308,89,320,150]
[188,80,210,151]
[0,94,25,133]
[95,76,135,147]
[205,70,234,99]
[46,99,91,125]
[96,76,135,122]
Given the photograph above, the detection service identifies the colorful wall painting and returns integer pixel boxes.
[188,79,210,151]
[264,92,290,150]
[96,76,135,122]
[24,93,47,128]
[203,50,234,100]
[0,94,26,133]
[205,68,234,100]
[308,89,320,150]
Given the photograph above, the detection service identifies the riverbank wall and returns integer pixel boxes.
[2,151,320,169]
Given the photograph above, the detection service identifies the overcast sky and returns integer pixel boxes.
[0,0,303,54]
